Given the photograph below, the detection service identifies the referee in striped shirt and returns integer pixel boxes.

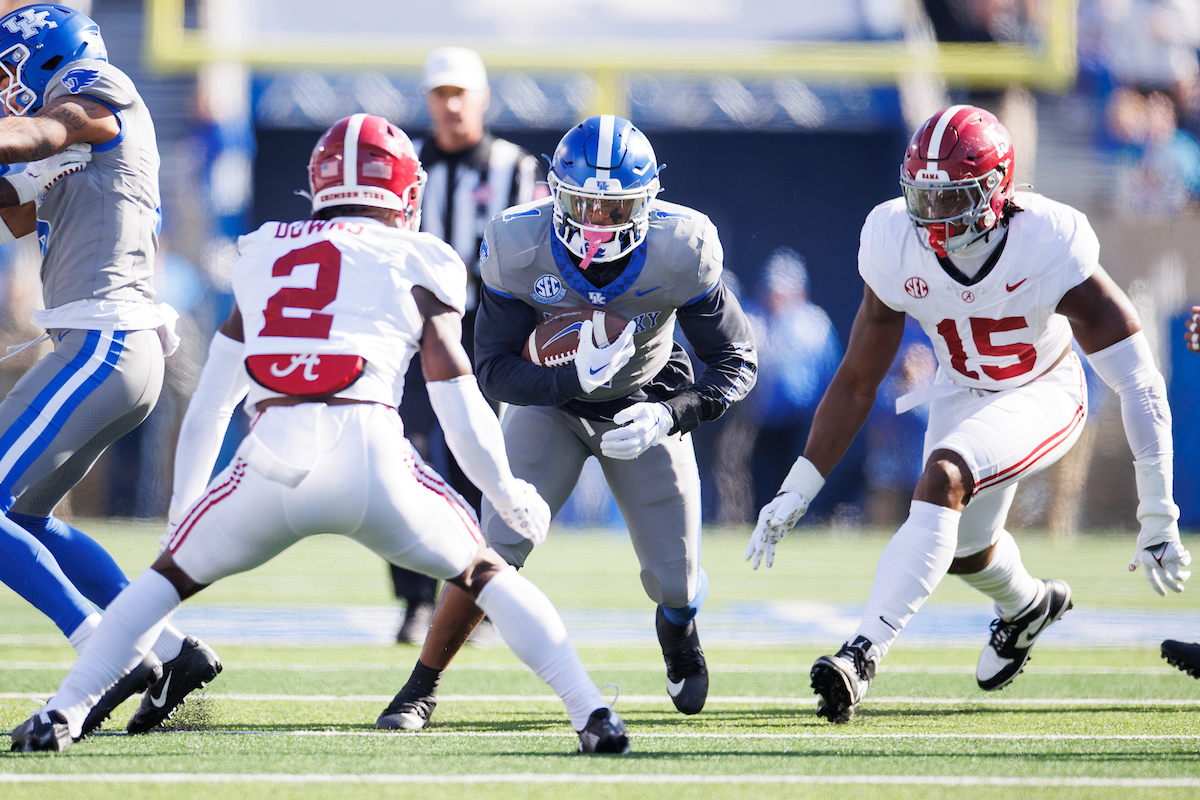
[391,47,545,644]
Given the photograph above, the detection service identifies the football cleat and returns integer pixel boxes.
[126,636,222,734]
[811,636,877,725]
[11,709,72,753]
[1162,640,1200,679]
[577,706,631,754]
[80,651,163,739]
[395,601,434,646]
[976,579,1072,691]
[376,687,437,731]
[655,606,708,715]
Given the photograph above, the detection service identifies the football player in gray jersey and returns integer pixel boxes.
[0,6,219,747]
[378,115,757,731]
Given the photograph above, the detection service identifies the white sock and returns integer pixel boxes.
[67,613,102,655]
[855,501,959,659]
[956,529,1044,619]
[475,567,605,731]
[152,622,187,663]
[48,569,181,738]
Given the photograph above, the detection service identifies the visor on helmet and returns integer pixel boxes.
[901,181,983,223]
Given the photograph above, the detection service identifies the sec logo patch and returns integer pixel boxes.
[531,274,567,304]
[905,277,929,298]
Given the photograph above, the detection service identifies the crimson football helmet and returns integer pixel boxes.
[309,113,425,229]
[900,105,1015,256]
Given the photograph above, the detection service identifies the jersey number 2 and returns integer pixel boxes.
[936,317,1037,380]
[259,241,342,339]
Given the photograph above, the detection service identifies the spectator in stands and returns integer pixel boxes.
[747,248,841,517]
[1101,0,1200,124]
[1107,88,1200,215]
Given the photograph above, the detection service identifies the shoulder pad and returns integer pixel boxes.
[46,60,136,110]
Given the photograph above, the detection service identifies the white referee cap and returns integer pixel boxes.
[424,47,488,91]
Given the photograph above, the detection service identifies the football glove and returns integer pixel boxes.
[6,144,92,204]
[745,491,810,569]
[575,319,635,395]
[493,478,551,546]
[600,402,673,460]
[1129,533,1192,596]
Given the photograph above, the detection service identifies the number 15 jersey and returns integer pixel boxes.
[859,191,1098,391]
[233,217,467,411]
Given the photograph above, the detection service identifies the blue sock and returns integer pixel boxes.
[660,568,709,627]
[0,514,96,638]
[9,513,129,609]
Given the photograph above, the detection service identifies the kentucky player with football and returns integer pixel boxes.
[745,105,1191,724]
[0,5,220,741]
[378,115,757,731]
[11,114,632,755]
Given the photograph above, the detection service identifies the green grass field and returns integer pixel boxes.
[2,520,1199,799]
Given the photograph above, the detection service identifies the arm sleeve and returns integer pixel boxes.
[427,375,520,508]
[664,280,758,435]
[168,332,250,523]
[473,286,586,406]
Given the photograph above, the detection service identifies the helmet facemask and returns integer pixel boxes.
[900,165,1007,256]
[0,43,37,116]
[549,172,658,270]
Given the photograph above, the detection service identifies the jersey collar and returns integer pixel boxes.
[935,228,1010,287]
[550,235,647,306]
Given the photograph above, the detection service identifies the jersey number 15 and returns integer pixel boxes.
[935,317,1037,381]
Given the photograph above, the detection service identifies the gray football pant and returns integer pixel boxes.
[0,328,162,515]
[482,404,703,609]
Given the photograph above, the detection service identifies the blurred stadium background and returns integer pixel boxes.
[0,0,1197,536]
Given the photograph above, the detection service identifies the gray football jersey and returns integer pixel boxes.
[37,59,160,310]
[480,196,722,403]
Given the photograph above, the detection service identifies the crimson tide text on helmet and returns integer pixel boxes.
[899,105,1015,256]
[308,114,426,230]
[548,115,660,270]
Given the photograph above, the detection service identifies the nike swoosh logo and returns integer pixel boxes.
[635,286,661,297]
[589,365,606,375]
[1006,279,1027,292]
[149,672,173,708]
[667,677,685,697]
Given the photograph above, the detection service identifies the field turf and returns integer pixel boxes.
[2,520,1199,799]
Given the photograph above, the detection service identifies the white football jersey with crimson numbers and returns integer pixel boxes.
[233,216,467,410]
[859,191,1098,391]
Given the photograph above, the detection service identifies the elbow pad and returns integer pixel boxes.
[426,375,519,508]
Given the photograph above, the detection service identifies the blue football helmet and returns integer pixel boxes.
[548,115,659,269]
[0,5,106,116]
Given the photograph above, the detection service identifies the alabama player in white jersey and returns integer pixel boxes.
[11,114,630,755]
[745,105,1191,724]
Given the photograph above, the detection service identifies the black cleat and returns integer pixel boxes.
[126,636,222,734]
[376,687,437,731]
[80,651,163,739]
[811,636,877,725]
[11,709,73,752]
[395,601,433,645]
[1162,640,1200,679]
[656,606,708,715]
[976,579,1072,691]
[577,706,631,754]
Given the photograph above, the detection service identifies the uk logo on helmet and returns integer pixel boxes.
[3,9,56,39]
[61,68,100,94]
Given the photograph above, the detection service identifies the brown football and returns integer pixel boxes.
[520,306,631,367]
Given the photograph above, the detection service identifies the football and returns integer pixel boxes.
[521,306,631,367]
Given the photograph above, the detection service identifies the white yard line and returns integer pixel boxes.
[6,692,1200,706]
[2,773,1200,787]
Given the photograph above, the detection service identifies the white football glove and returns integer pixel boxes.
[493,478,551,546]
[6,143,91,204]
[575,319,635,394]
[600,402,673,460]
[1128,532,1192,596]
[745,491,810,569]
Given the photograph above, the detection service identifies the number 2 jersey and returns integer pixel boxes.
[232,217,467,411]
[859,191,1098,392]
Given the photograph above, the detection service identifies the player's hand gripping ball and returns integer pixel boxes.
[521,306,635,394]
